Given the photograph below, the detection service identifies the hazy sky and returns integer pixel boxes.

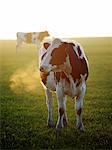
[0,0,112,39]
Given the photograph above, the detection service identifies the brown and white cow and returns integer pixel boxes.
[39,38,89,131]
[16,31,49,49]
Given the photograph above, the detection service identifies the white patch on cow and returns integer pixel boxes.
[39,44,48,66]
[52,38,62,47]
[16,32,25,48]
[78,44,89,68]
[32,32,38,43]
[72,44,83,59]
[39,45,52,72]
[56,82,65,129]
[45,88,54,127]
[63,55,72,74]
[46,72,56,91]
[76,80,86,131]
[80,74,87,82]
[73,45,79,58]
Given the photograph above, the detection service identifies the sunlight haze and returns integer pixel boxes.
[0,0,112,39]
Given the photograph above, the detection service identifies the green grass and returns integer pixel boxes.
[0,38,112,149]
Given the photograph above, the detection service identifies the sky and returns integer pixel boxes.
[0,0,112,39]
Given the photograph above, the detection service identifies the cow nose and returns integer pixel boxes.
[39,66,44,72]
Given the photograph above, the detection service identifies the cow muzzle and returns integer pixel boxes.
[39,66,50,75]
[39,66,45,72]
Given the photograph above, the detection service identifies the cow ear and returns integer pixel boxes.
[43,42,50,49]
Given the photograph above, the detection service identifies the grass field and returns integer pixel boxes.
[0,37,112,149]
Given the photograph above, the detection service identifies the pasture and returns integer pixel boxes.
[0,37,112,149]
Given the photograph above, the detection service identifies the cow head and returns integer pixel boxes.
[43,31,50,38]
[38,31,50,41]
[39,38,72,75]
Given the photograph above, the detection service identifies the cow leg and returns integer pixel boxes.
[56,83,66,131]
[45,88,54,127]
[63,97,68,127]
[76,83,86,131]
[16,39,22,49]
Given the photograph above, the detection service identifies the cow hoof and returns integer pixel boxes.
[76,123,85,132]
[56,124,63,133]
[63,118,68,127]
[79,126,85,132]
[56,127,62,134]
[48,121,54,128]
[48,124,54,128]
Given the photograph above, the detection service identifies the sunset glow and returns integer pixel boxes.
[0,0,112,39]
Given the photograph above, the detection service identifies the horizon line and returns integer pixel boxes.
[0,35,112,40]
[0,36,112,40]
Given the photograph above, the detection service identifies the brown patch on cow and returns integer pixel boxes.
[64,42,75,47]
[77,108,82,116]
[55,72,70,83]
[43,42,50,49]
[25,33,32,43]
[59,107,64,116]
[50,41,88,81]
[68,43,88,81]
[40,71,48,85]
[50,42,67,66]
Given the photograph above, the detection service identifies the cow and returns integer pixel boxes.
[16,31,49,49]
[39,38,89,132]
